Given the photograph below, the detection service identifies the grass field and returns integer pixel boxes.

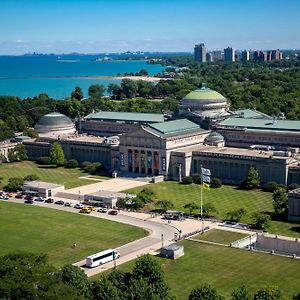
[126,181,300,238]
[0,160,104,189]
[98,240,300,299]
[192,229,247,245]
[0,201,146,267]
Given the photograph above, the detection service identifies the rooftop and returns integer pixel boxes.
[23,180,64,189]
[85,191,127,198]
[36,112,74,127]
[146,119,202,137]
[233,109,271,119]
[218,118,300,133]
[85,111,164,123]
[182,86,226,102]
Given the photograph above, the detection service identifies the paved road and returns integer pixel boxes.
[2,199,178,277]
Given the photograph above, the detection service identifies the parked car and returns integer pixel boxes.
[24,199,34,204]
[54,200,64,205]
[35,197,44,202]
[108,210,118,215]
[80,207,91,214]
[15,194,24,199]
[74,203,84,209]
[7,193,14,197]
[0,195,9,200]
[25,195,34,201]
[45,198,54,203]
[97,208,108,213]
[87,206,96,212]
[64,202,72,207]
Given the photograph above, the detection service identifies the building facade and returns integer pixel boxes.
[224,47,235,62]
[194,43,206,63]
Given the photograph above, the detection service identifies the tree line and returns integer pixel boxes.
[1,252,298,300]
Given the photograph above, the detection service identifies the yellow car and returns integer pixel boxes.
[87,206,96,212]
[80,207,91,214]
[7,193,14,197]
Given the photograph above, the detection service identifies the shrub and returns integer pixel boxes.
[65,159,78,168]
[262,181,279,192]
[191,173,202,184]
[210,177,222,188]
[80,161,91,169]
[288,183,300,192]
[23,174,40,182]
[6,177,24,192]
[36,156,50,165]
[181,176,193,185]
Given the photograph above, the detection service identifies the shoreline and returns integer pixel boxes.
[0,75,171,82]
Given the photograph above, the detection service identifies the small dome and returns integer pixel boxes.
[205,131,225,143]
[35,112,76,136]
[36,112,73,127]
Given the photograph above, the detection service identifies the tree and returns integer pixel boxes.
[60,264,91,298]
[23,174,40,181]
[231,285,251,300]
[262,182,280,193]
[226,208,247,222]
[252,212,270,230]
[88,84,105,99]
[272,188,288,216]
[253,286,283,300]
[155,199,174,211]
[240,166,260,190]
[189,284,224,300]
[121,79,138,99]
[131,254,169,299]
[91,276,120,300]
[202,203,217,217]
[15,143,28,161]
[36,156,50,165]
[23,127,39,138]
[49,142,65,166]
[107,83,123,100]
[71,86,84,100]
[183,202,199,215]
[210,178,222,188]
[6,177,24,192]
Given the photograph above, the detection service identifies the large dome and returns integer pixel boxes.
[35,112,76,136]
[181,86,227,109]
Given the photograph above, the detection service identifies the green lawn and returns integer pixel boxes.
[99,240,300,299]
[192,229,248,245]
[0,201,146,267]
[126,181,300,238]
[0,160,103,189]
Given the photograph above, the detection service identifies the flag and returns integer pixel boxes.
[203,182,210,190]
[202,175,211,183]
[201,167,211,176]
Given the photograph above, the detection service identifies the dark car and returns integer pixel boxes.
[108,210,118,215]
[45,198,54,203]
[15,194,24,199]
[25,195,33,201]
[54,200,64,205]
[24,199,34,204]
[35,197,44,202]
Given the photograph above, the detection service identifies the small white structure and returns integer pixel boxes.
[160,243,184,259]
[84,191,127,208]
[22,181,65,198]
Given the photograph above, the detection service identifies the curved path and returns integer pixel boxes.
[4,199,178,277]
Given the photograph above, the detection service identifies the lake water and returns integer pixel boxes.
[0,55,165,99]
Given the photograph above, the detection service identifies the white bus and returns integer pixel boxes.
[85,249,120,268]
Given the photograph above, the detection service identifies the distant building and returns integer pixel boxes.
[253,50,261,61]
[242,50,250,62]
[194,43,206,63]
[206,52,214,62]
[212,50,222,61]
[271,49,282,60]
[224,47,235,62]
[288,188,300,222]
[259,51,268,62]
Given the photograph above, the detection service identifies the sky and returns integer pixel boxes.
[0,0,299,54]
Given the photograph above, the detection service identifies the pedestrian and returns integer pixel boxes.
[72,242,77,248]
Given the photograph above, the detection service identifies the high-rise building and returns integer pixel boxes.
[194,43,206,63]
[242,50,250,62]
[224,47,235,62]
[206,52,214,62]
[212,50,222,61]
[259,51,268,62]
[271,49,282,60]
[253,50,261,61]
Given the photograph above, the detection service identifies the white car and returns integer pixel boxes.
[74,203,84,209]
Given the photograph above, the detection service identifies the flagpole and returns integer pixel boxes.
[200,165,204,234]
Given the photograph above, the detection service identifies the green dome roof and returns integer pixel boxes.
[205,131,225,143]
[183,87,226,102]
[37,112,73,127]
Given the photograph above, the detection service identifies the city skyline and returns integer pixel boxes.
[1,0,300,55]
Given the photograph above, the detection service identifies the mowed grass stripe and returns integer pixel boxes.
[126,181,300,238]
[0,202,146,267]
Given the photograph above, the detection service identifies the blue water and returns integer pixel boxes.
[0,55,165,99]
